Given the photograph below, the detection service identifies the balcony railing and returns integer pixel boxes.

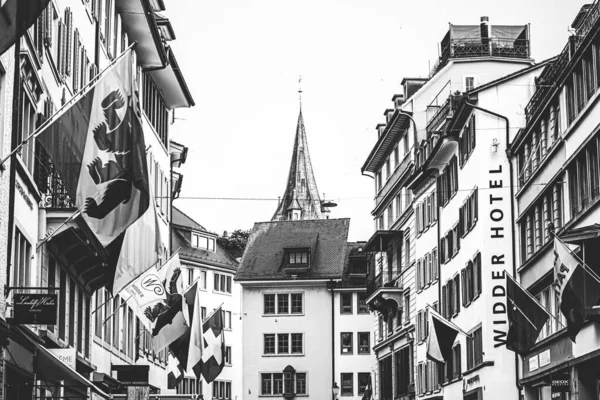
[430,37,530,77]
[375,151,413,209]
[426,93,463,133]
[366,273,383,299]
[34,144,76,209]
[525,0,600,123]
[414,133,440,171]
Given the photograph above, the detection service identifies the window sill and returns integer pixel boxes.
[441,376,462,387]
[262,354,305,357]
[517,240,553,273]
[463,360,494,376]
[515,138,563,198]
[262,313,305,317]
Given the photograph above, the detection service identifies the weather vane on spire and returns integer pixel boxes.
[298,75,303,110]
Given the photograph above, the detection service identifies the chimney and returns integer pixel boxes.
[481,16,490,50]
[376,123,386,137]
[384,109,395,124]
[392,94,405,110]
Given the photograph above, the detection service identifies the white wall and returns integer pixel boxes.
[334,290,376,400]
[241,282,334,400]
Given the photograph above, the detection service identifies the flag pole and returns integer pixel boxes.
[0,42,137,169]
[204,302,225,323]
[102,297,128,326]
[36,208,82,250]
[425,304,471,337]
[552,228,600,286]
[505,274,566,329]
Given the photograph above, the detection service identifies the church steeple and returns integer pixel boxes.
[272,109,325,221]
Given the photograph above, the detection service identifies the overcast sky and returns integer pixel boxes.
[166,0,587,241]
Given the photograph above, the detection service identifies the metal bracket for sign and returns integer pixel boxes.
[4,286,63,297]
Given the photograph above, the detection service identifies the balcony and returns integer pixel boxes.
[35,145,76,210]
[375,151,414,210]
[364,230,404,320]
[429,23,530,78]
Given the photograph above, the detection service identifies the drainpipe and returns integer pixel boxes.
[464,101,521,393]
[397,111,418,158]
[6,37,22,293]
[329,280,336,400]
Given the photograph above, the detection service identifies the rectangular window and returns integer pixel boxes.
[404,292,410,324]
[357,292,369,314]
[224,346,232,365]
[94,290,102,339]
[264,333,303,355]
[341,373,353,396]
[296,373,307,395]
[341,293,353,314]
[200,270,207,289]
[467,327,483,370]
[201,307,207,321]
[291,333,303,354]
[278,294,289,314]
[358,332,370,354]
[214,273,232,294]
[341,332,353,354]
[288,250,309,264]
[291,293,303,314]
[264,334,275,355]
[264,294,275,314]
[12,228,32,288]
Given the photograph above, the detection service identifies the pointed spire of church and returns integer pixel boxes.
[272,107,324,221]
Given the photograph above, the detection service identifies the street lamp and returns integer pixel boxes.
[332,382,340,400]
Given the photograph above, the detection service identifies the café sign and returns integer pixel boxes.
[12,294,57,325]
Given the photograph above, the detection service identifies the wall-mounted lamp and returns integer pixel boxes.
[332,382,340,400]
[491,138,500,153]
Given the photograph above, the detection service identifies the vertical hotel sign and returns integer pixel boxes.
[487,164,510,348]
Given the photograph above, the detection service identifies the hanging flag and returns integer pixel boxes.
[199,305,225,383]
[553,238,588,341]
[505,274,550,354]
[0,0,50,56]
[113,183,163,295]
[167,351,184,389]
[426,309,459,363]
[168,282,204,376]
[186,282,204,373]
[123,253,188,351]
[38,49,150,247]
[361,374,372,400]
[124,263,166,308]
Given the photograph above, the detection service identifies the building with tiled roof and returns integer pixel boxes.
[237,218,372,400]
[171,207,241,400]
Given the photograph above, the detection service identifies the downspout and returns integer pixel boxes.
[464,101,521,393]
[6,38,22,293]
[329,280,336,399]
[398,111,418,159]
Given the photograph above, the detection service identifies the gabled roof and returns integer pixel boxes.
[172,207,206,232]
[236,218,351,281]
[171,207,238,271]
[468,57,556,95]
[272,111,324,221]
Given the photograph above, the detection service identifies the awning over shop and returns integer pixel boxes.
[21,331,110,399]
[364,230,403,253]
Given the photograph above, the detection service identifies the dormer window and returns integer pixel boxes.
[192,232,215,251]
[288,250,309,265]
